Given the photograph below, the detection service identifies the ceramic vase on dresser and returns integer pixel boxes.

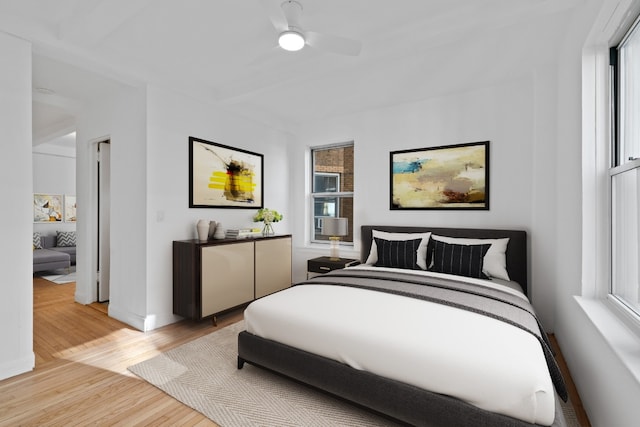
[196,219,210,241]
[213,224,226,239]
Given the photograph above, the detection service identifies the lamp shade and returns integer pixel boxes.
[322,217,348,236]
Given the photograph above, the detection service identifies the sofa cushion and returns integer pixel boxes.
[33,248,70,264]
[33,248,71,273]
[50,246,76,263]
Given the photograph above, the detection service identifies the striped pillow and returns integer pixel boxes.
[374,237,422,270]
[429,240,491,279]
[56,231,76,247]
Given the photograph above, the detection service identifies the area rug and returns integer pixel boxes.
[36,266,76,284]
[128,321,581,427]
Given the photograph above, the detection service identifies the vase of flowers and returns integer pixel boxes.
[253,208,283,236]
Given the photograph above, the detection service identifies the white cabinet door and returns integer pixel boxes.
[255,237,292,298]
[201,242,254,317]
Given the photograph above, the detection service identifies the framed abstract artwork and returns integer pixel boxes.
[189,137,264,209]
[64,195,77,222]
[33,193,64,222]
[390,141,489,210]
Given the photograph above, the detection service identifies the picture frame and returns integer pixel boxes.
[189,136,264,209]
[64,195,77,222]
[33,193,64,222]
[390,141,489,210]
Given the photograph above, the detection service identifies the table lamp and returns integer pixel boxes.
[321,217,348,260]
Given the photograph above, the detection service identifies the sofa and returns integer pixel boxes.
[33,232,76,273]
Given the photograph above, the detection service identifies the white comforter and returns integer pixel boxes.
[244,266,555,425]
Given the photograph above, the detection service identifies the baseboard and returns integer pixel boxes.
[142,312,183,331]
[74,289,93,305]
[0,352,35,381]
[108,304,182,332]
[107,304,147,331]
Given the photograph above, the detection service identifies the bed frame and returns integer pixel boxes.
[238,226,566,427]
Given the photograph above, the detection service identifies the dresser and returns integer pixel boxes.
[173,235,292,324]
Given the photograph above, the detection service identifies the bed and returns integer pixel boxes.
[237,226,568,427]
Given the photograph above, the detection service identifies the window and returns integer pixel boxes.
[610,15,640,317]
[311,143,354,244]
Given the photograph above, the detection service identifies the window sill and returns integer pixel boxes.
[574,296,640,384]
[606,294,640,338]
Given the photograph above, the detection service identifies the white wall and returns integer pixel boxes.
[0,33,34,380]
[289,70,560,329]
[75,84,148,331]
[144,86,293,330]
[74,84,292,331]
[555,1,640,426]
[40,1,579,337]
[283,8,582,331]
[32,152,76,236]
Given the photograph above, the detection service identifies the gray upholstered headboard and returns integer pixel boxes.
[361,225,529,296]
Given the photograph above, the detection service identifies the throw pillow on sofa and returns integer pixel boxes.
[56,231,76,247]
[33,232,42,249]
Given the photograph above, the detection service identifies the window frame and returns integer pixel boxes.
[310,142,354,245]
[609,13,640,322]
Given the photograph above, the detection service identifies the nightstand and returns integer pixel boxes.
[307,256,360,278]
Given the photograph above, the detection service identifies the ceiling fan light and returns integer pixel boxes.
[278,30,305,51]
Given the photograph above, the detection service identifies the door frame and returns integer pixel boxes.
[97,140,110,302]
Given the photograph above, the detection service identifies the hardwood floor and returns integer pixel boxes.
[549,335,592,427]
[2,278,240,426]
[0,277,590,426]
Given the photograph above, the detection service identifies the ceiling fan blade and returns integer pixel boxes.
[305,31,362,56]
[261,0,289,32]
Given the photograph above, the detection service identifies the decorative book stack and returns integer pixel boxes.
[225,228,262,239]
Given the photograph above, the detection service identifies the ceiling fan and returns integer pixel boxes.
[263,0,362,56]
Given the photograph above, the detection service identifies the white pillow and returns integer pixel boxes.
[365,230,431,270]
[430,235,510,280]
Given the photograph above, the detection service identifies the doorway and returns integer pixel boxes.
[97,140,110,302]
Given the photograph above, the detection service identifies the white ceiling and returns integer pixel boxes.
[0,0,584,148]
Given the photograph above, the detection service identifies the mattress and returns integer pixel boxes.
[244,266,556,425]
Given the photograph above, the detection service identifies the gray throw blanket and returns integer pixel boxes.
[296,268,568,402]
